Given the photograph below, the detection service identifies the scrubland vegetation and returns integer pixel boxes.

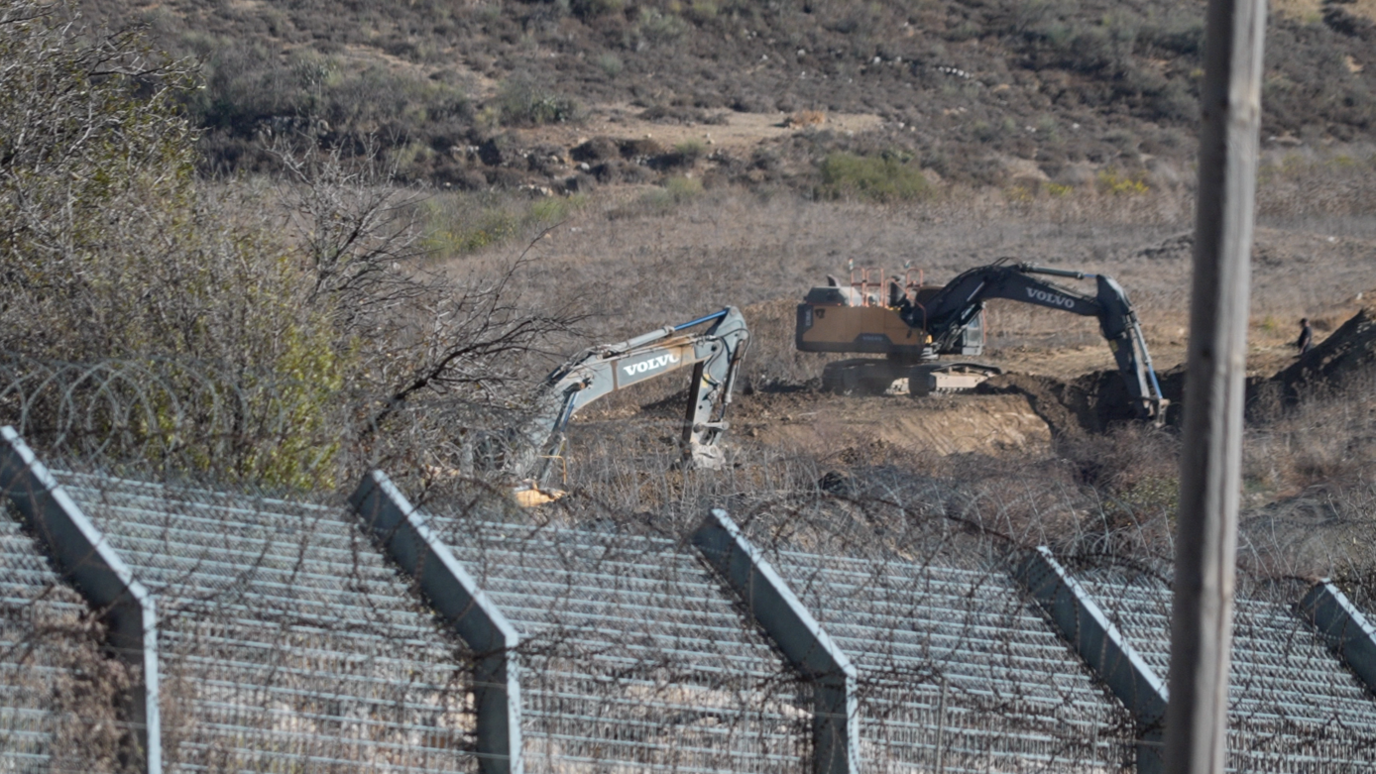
[45,0,1376,192]
[6,2,1376,767]
[2,0,1376,608]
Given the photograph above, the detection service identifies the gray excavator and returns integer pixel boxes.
[797,261,1167,421]
[483,307,749,505]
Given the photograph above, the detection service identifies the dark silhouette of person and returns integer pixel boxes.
[1296,318,1313,356]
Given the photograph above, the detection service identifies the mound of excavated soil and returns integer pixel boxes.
[974,368,1176,437]
[732,391,1053,459]
[1273,307,1376,400]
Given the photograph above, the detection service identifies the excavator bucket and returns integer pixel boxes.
[512,482,566,507]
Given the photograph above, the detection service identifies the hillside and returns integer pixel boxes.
[6,0,1376,582]
[74,0,1376,190]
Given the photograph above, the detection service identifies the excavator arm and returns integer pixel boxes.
[903,262,1166,420]
[502,307,749,499]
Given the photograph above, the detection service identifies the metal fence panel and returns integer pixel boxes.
[0,504,124,773]
[770,550,1135,774]
[55,471,478,774]
[1078,571,1376,772]
[424,511,813,774]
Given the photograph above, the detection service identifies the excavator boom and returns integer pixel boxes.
[500,307,749,500]
[906,262,1164,419]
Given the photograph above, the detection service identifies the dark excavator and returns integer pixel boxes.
[796,260,1166,421]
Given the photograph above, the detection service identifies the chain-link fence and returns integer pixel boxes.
[1077,568,1376,772]
[6,421,1376,773]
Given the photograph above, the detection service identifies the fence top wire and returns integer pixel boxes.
[1077,568,1376,765]
[52,469,479,774]
[0,504,111,772]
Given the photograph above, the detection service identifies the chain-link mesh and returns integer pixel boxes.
[13,458,1376,773]
[771,550,1134,773]
[0,507,130,773]
[53,471,477,774]
[1080,570,1376,772]
[425,513,811,774]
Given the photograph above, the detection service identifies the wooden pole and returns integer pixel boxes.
[1164,0,1267,772]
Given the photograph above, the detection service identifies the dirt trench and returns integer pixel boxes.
[591,307,1376,469]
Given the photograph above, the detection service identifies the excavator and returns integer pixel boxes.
[479,307,750,506]
[796,260,1167,421]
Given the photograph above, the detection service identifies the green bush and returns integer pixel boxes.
[0,2,350,485]
[673,139,707,162]
[423,192,587,256]
[636,7,689,45]
[817,152,932,203]
[494,79,581,126]
[595,52,624,77]
[1096,168,1149,195]
[685,2,719,24]
[633,175,704,213]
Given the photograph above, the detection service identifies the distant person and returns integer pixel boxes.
[1296,318,1313,356]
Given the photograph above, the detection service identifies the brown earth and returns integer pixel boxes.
[513,104,886,158]
[698,305,1373,468]
[736,391,1053,459]
[1274,307,1376,401]
[568,302,1373,472]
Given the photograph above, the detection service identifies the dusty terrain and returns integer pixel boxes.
[523,171,1376,476]
[514,103,887,156]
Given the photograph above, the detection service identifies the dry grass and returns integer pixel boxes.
[424,160,1376,581]
[462,158,1376,381]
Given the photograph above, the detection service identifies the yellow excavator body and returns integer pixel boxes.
[796,303,930,355]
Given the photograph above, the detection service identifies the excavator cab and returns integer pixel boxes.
[797,267,990,394]
[797,268,984,359]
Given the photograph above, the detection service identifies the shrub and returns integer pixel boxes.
[1096,168,1149,195]
[632,175,704,214]
[595,52,624,77]
[664,175,703,201]
[636,7,688,45]
[817,152,932,203]
[685,1,718,23]
[572,0,624,19]
[494,79,581,126]
[423,192,587,256]
[0,3,348,483]
[673,139,707,162]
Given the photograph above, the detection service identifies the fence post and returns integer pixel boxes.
[0,426,161,774]
[1298,580,1376,693]
[1167,0,1267,770]
[1015,548,1168,774]
[348,471,523,774]
[692,509,860,774]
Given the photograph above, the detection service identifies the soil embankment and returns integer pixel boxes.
[1273,307,1376,401]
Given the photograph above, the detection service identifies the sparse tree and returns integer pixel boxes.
[0,1,585,484]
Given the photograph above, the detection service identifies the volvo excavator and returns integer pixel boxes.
[796,261,1167,421]
[482,307,749,506]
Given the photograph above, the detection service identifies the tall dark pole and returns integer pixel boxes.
[1165,0,1266,771]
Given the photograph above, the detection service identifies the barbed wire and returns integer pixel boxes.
[5,357,1376,772]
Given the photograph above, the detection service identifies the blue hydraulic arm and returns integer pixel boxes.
[901,262,1166,420]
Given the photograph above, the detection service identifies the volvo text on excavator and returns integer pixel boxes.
[481,307,749,506]
[796,261,1167,421]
